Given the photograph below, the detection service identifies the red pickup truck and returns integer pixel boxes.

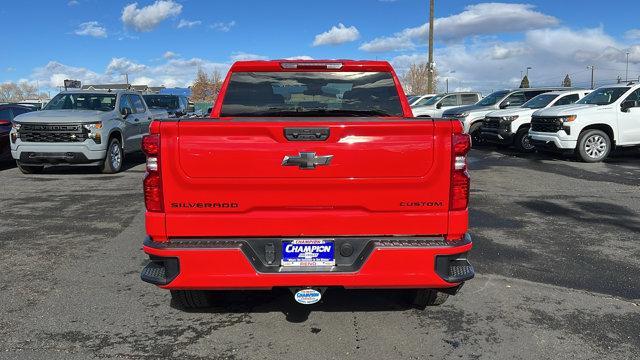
[140,60,474,309]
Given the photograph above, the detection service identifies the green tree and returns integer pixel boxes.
[519,75,530,88]
[563,74,572,87]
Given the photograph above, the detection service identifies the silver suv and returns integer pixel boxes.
[10,90,167,173]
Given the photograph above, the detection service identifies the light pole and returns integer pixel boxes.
[427,0,435,94]
[625,51,630,82]
[526,67,532,77]
[587,65,595,89]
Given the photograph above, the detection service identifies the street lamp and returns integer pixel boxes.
[626,51,630,82]
[526,67,532,77]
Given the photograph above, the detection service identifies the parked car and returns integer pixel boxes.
[408,94,438,107]
[10,90,167,174]
[140,60,474,310]
[481,90,590,152]
[142,94,190,118]
[442,87,568,145]
[530,83,640,162]
[0,104,37,161]
[412,92,482,118]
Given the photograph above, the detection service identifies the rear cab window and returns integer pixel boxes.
[220,71,404,117]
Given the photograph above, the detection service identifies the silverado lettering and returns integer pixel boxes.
[140,60,474,310]
[170,202,239,209]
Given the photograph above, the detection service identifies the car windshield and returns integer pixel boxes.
[220,71,403,117]
[422,94,447,106]
[143,95,179,109]
[523,94,559,109]
[577,87,630,105]
[44,93,116,111]
[477,90,510,106]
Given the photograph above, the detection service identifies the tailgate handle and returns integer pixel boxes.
[284,128,330,141]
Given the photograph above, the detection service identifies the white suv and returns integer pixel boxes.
[412,92,482,118]
[481,90,590,152]
[529,83,640,162]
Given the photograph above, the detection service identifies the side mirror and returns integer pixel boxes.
[436,102,442,109]
[621,100,638,112]
[120,107,132,118]
[499,101,510,109]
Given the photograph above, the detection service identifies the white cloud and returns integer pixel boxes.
[177,19,201,29]
[74,21,107,38]
[360,3,559,52]
[211,21,236,32]
[230,52,268,62]
[391,26,640,93]
[121,0,182,32]
[68,0,79,6]
[313,23,360,46]
[285,55,314,60]
[106,58,147,74]
[624,29,640,40]
[163,51,177,59]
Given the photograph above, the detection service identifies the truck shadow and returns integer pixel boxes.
[171,288,421,323]
[35,152,146,175]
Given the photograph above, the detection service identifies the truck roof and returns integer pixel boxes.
[57,89,138,95]
[230,60,394,72]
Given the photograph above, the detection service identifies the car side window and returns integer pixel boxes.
[554,94,579,106]
[504,92,526,107]
[119,95,132,113]
[623,89,640,104]
[415,97,431,106]
[461,94,478,105]
[130,95,146,113]
[440,95,458,106]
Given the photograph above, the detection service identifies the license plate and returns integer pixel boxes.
[281,239,335,267]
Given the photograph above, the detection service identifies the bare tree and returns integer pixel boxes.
[403,63,438,95]
[0,82,47,102]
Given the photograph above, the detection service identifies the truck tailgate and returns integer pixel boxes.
[160,118,453,237]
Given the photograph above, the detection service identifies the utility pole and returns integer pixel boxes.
[446,78,449,93]
[427,0,435,94]
[625,52,630,82]
[125,73,129,85]
[587,65,595,89]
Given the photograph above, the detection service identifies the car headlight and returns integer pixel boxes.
[12,122,21,131]
[559,115,577,123]
[83,122,103,143]
[83,122,103,131]
[502,115,519,122]
[455,112,469,118]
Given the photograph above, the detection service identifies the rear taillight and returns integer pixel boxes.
[450,133,471,211]
[0,120,11,126]
[142,133,163,212]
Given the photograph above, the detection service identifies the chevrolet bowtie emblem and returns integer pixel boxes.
[282,152,333,170]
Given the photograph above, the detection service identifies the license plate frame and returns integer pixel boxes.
[281,239,335,267]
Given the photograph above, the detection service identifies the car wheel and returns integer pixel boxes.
[469,122,485,147]
[16,161,44,174]
[410,289,449,309]
[514,128,535,153]
[171,290,213,309]
[102,137,123,173]
[576,129,611,163]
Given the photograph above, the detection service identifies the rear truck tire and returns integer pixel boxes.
[514,127,535,153]
[411,289,449,309]
[101,137,123,174]
[469,122,485,147]
[16,161,44,174]
[170,290,213,309]
[576,129,611,163]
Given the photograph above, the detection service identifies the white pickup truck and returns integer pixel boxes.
[529,83,640,162]
[412,92,482,118]
[481,90,590,152]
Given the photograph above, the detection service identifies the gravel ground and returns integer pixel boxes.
[0,148,638,360]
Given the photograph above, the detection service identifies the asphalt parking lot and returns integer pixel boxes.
[0,149,638,360]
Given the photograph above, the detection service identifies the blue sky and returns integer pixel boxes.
[2,0,640,94]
